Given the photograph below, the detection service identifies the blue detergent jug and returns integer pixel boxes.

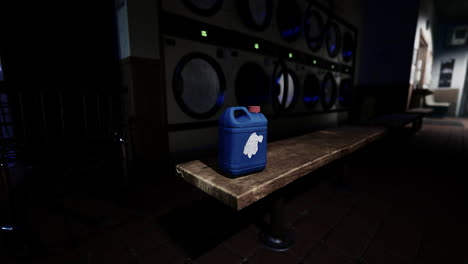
[218,106,268,176]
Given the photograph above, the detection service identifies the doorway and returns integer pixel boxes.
[408,29,430,109]
[416,33,429,89]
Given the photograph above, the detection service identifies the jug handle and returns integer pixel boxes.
[229,107,251,124]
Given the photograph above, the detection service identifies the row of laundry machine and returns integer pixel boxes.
[156,0,358,157]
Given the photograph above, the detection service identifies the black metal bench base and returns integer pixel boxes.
[258,195,294,251]
[259,229,294,252]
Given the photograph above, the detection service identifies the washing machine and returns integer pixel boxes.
[340,29,356,67]
[163,38,231,127]
[161,0,358,61]
[337,74,354,109]
[162,34,290,157]
[277,61,321,114]
[323,18,357,66]
[162,0,334,58]
[162,36,229,156]
[232,46,350,118]
[161,0,277,42]
[321,17,356,111]
[232,53,278,117]
[264,61,344,140]
[301,68,323,112]
[268,59,301,116]
[270,60,342,115]
[163,36,301,124]
[234,52,344,119]
[161,0,356,81]
[159,0,357,159]
[302,1,331,55]
[335,25,356,110]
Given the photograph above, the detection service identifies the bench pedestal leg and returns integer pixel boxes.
[259,196,294,251]
[412,116,423,132]
[332,157,351,187]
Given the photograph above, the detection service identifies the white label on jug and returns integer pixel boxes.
[243,132,263,159]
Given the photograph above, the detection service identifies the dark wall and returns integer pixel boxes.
[356,0,420,115]
[1,1,121,90]
[359,0,420,85]
[0,2,130,198]
[0,2,125,171]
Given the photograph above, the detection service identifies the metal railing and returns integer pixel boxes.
[0,85,129,185]
[10,90,126,143]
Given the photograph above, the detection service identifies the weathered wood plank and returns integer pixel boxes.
[407,108,433,114]
[370,113,422,128]
[176,126,386,210]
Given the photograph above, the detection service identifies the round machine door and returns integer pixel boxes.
[237,0,273,31]
[272,62,298,112]
[342,31,354,62]
[339,78,353,107]
[173,53,225,119]
[303,73,321,109]
[183,0,223,16]
[277,0,302,42]
[304,7,324,51]
[325,22,341,58]
[320,72,338,110]
[235,62,270,107]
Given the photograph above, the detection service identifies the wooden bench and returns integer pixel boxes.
[406,108,433,115]
[369,112,426,132]
[176,126,386,251]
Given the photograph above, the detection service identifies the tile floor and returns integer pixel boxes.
[2,118,468,264]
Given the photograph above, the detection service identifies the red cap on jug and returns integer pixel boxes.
[248,106,260,113]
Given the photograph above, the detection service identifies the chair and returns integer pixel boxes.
[424,93,450,117]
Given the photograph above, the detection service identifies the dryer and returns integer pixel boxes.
[321,70,340,111]
[159,0,358,160]
[161,0,277,42]
[161,0,356,68]
[337,75,354,109]
[303,1,330,55]
[163,38,230,127]
[269,60,343,115]
[334,25,356,110]
[340,29,356,67]
[162,0,331,57]
[279,60,320,114]
[162,35,287,157]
